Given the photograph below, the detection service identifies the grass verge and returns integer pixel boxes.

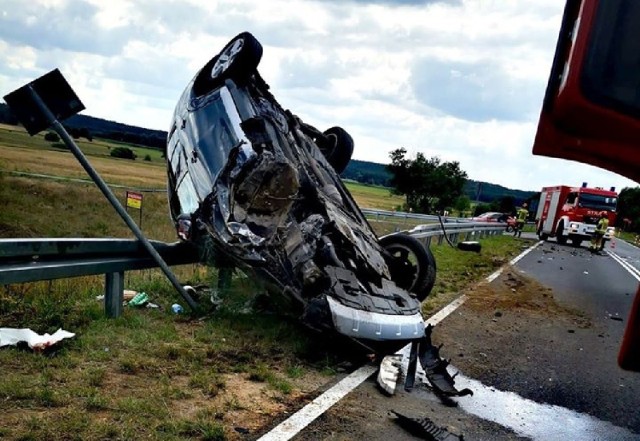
[0,126,531,439]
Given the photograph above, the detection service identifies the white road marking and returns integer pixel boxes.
[257,240,543,441]
[606,250,640,282]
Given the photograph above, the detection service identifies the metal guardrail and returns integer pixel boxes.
[0,221,507,317]
[0,238,200,317]
[402,221,507,246]
[361,208,471,224]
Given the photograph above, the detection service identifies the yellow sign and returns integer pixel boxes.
[126,191,143,210]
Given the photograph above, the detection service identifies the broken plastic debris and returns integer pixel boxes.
[390,411,464,440]
[583,271,589,275]
[128,292,149,307]
[0,328,75,351]
[403,325,473,397]
[377,354,402,395]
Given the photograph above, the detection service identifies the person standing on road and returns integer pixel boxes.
[514,203,528,238]
[589,211,609,253]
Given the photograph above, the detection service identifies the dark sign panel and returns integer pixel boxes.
[3,69,85,135]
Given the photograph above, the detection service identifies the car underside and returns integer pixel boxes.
[166,32,437,354]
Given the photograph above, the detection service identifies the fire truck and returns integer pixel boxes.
[535,183,617,248]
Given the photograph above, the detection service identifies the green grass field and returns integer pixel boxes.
[0,123,530,440]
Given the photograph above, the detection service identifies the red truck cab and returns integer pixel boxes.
[536,184,617,247]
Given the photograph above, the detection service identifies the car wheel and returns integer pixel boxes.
[506,225,514,233]
[320,127,354,174]
[193,32,263,95]
[379,233,436,302]
[572,238,582,247]
[556,222,567,244]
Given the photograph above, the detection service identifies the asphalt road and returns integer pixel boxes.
[266,237,640,441]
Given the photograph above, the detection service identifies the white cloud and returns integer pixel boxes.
[0,0,637,193]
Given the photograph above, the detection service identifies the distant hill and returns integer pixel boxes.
[0,103,536,204]
[0,103,166,149]
[342,159,536,205]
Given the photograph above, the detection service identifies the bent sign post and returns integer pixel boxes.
[3,69,198,311]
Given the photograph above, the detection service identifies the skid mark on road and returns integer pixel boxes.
[258,240,543,441]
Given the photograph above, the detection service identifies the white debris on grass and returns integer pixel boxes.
[0,328,75,350]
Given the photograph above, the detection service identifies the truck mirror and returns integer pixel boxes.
[532,0,640,183]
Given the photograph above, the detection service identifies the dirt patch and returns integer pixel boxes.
[433,268,591,382]
[463,267,591,325]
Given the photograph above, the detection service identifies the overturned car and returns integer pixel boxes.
[166,32,436,353]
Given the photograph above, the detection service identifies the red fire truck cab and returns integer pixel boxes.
[535,184,617,248]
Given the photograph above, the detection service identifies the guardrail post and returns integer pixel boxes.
[105,271,124,318]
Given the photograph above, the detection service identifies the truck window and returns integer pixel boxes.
[582,0,640,118]
[577,193,617,212]
[566,192,577,204]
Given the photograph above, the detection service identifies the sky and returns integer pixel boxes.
[0,0,637,193]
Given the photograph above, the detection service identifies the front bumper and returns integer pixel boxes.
[567,222,615,240]
[327,297,425,342]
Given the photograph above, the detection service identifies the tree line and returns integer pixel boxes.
[0,103,166,150]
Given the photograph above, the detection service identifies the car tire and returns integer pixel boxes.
[320,127,354,174]
[572,238,582,247]
[556,222,567,244]
[193,32,263,95]
[506,225,514,233]
[379,233,436,302]
[457,241,482,252]
[537,227,548,240]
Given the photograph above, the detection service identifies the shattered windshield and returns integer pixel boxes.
[578,192,617,212]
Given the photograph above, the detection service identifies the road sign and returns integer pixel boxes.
[126,191,143,210]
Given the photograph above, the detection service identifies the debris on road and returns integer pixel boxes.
[377,354,402,395]
[405,325,473,397]
[0,328,75,351]
[390,411,464,440]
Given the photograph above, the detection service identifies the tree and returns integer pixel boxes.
[110,147,137,160]
[497,196,516,214]
[44,132,60,142]
[387,148,468,214]
[617,187,640,232]
[454,195,471,216]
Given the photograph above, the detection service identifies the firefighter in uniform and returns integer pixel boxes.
[589,211,609,253]
[514,203,528,238]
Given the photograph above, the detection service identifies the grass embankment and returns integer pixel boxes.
[0,124,529,439]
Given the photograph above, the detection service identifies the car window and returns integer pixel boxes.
[188,87,245,181]
[175,173,199,215]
